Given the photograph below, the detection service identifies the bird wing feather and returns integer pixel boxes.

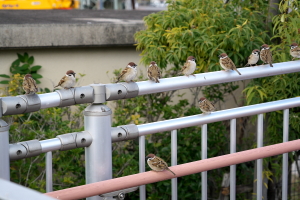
[55,75,67,87]
[181,61,190,72]
[27,77,37,92]
[151,157,168,169]
[117,67,131,82]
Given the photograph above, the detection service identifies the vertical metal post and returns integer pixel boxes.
[0,119,10,180]
[171,130,177,200]
[256,114,263,200]
[139,136,146,200]
[114,0,118,9]
[230,119,236,200]
[98,0,104,9]
[46,151,53,192]
[201,124,207,200]
[282,109,289,200]
[84,103,112,200]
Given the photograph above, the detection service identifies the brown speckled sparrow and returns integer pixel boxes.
[181,56,196,77]
[260,44,273,67]
[23,74,38,95]
[218,53,241,75]
[116,62,138,83]
[244,49,260,67]
[198,97,215,114]
[55,70,76,89]
[146,154,176,176]
[147,61,161,83]
[290,43,300,60]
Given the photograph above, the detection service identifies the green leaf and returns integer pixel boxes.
[31,74,43,79]
[11,59,20,72]
[0,74,10,78]
[17,53,25,62]
[44,88,51,93]
[0,80,9,84]
[24,52,29,62]
[19,64,30,70]
[28,56,34,65]
[30,65,42,72]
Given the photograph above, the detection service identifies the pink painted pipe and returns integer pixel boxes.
[46,139,300,200]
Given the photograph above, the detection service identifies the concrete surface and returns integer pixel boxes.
[0,10,156,48]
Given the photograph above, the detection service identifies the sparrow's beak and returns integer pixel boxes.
[218,55,221,58]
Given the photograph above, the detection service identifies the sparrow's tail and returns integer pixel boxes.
[244,63,249,67]
[167,168,176,176]
[235,69,242,75]
[155,78,160,83]
[270,63,274,67]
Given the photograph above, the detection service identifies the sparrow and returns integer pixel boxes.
[181,56,196,77]
[260,44,273,67]
[244,49,260,67]
[116,62,138,83]
[22,74,38,95]
[218,53,242,75]
[147,61,161,83]
[146,154,176,176]
[198,97,215,114]
[55,70,76,89]
[290,43,300,60]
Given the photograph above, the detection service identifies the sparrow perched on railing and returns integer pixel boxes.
[198,97,215,114]
[218,53,241,75]
[146,154,176,176]
[260,44,273,67]
[22,74,38,95]
[55,70,76,89]
[244,49,260,67]
[116,62,138,83]
[181,56,196,77]
[147,61,161,83]
[289,43,300,60]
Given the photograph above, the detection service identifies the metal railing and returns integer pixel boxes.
[0,61,299,200]
[45,139,300,200]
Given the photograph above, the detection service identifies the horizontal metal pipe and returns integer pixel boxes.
[40,138,62,153]
[10,97,300,160]
[39,93,61,109]
[45,139,300,200]
[137,97,300,136]
[2,62,300,115]
[137,61,300,95]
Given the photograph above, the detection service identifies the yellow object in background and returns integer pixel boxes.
[0,0,79,9]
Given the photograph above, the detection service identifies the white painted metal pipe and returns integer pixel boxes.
[84,104,112,200]
[137,97,300,136]
[40,138,62,153]
[282,109,289,200]
[46,151,53,192]
[256,114,263,200]
[39,92,61,109]
[139,136,146,200]
[0,119,10,180]
[230,119,236,200]
[171,130,177,200]
[137,61,300,96]
[201,124,207,200]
